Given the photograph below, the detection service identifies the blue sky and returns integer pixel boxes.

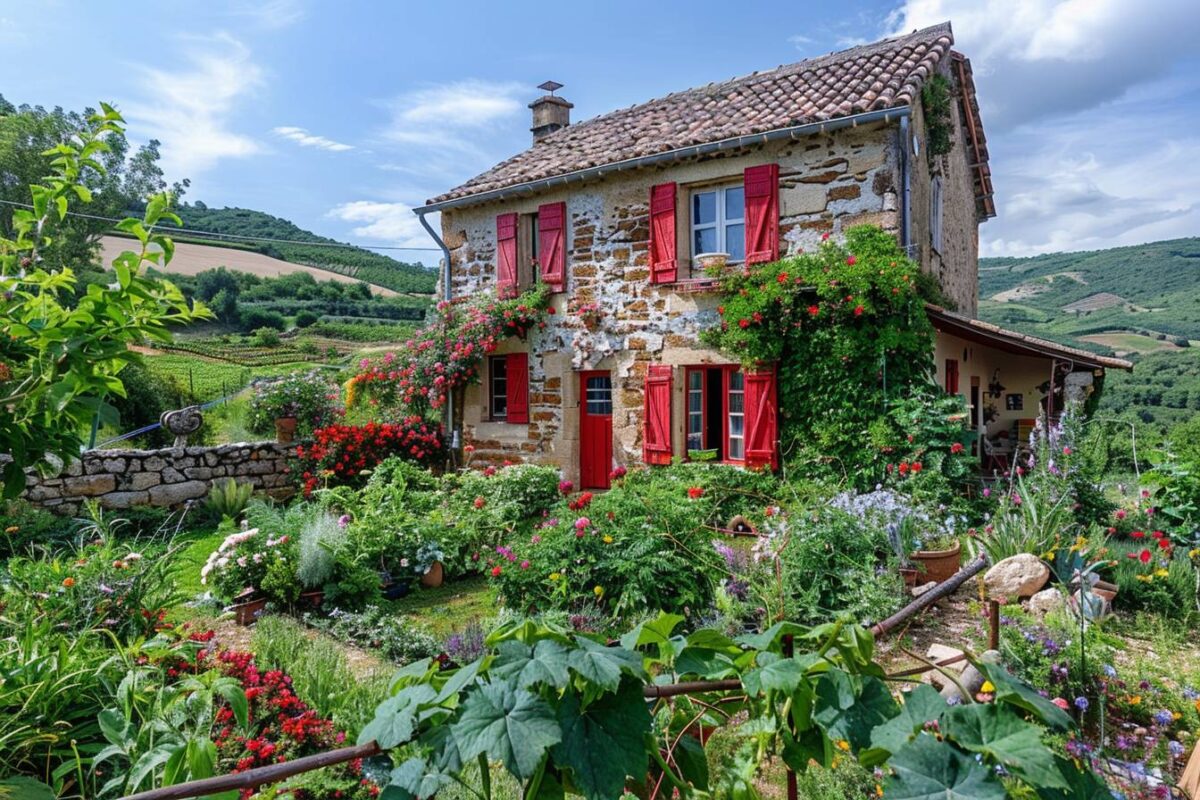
[2,0,1199,265]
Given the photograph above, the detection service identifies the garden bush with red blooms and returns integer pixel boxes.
[297,418,445,494]
[701,226,938,488]
[345,284,549,415]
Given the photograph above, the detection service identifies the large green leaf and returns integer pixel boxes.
[674,735,710,790]
[978,664,1072,731]
[885,735,1007,800]
[943,704,1068,790]
[492,640,570,689]
[382,757,456,800]
[566,637,644,692]
[359,684,437,748]
[451,681,562,778]
[553,680,652,800]
[1032,757,1112,800]
[0,778,56,800]
[870,684,949,757]
[619,612,685,651]
[814,672,897,751]
[674,647,739,679]
[742,653,804,695]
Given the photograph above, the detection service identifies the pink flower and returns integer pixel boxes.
[1115,509,1127,520]
[575,517,591,530]
[520,560,530,570]
[846,255,857,265]
[559,480,574,495]
[1052,698,1070,710]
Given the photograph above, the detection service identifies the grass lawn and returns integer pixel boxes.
[385,575,496,638]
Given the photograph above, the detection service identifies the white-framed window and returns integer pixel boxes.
[691,184,745,263]
[930,175,944,254]
[686,370,704,451]
[727,371,745,461]
[488,355,508,419]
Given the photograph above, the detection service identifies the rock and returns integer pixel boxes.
[941,650,1002,703]
[1029,588,1065,618]
[63,474,117,497]
[984,554,1050,600]
[101,491,150,509]
[922,644,967,690]
[148,480,208,506]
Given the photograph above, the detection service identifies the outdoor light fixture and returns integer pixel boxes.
[987,370,1006,399]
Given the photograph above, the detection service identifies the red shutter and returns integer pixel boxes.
[648,183,677,284]
[744,164,779,265]
[744,367,778,470]
[945,359,960,394]
[506,352,529,423]
[496,213,518,298]
[538,202,566,293]
[642,364,673,465]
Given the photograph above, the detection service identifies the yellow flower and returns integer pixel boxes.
[1190,548,1200,560]
[602,535,613,544]
[593,585,604,597]
[1194,699,1200,714]
[1070,536,1086,553]
[1155,568,1170,578]
[1136,574,1153,583]
[1129,695,1142,706]
[831,756,841,769]
[836,739,851,752]
[876,785,884,798]
[549,572,560,581]
[3,525,18,534]
[980,681,995,693]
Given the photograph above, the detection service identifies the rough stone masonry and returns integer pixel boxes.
[4,442,295,516]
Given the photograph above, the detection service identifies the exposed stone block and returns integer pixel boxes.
[64,474,117,497]
[149,481,208,506]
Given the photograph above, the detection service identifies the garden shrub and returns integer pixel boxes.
[238,306,285,332]
[773,508,905,625]
[304,605,441,665]
[1108,540,1199,622]
[994,605,1115,703]
[247,369,339,437]
[297,511,346,589]
[296,418,445,495]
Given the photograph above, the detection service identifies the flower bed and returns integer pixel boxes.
[296,418,445,494]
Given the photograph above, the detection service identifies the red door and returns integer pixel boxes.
[579,371,613,489]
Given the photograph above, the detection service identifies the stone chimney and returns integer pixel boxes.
[529,81,572,143]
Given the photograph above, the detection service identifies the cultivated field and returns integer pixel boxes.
[99,235,398,296]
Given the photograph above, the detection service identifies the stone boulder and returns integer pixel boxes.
[1029,588,1065,618]
[984,554,1050,600]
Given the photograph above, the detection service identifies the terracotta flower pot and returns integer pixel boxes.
[230,597,268,626]
[300,590,324,610]
[910,542,962,584]
[1092,580,1118,604]
[421,561,445,588]
[899,566,920,587]
[275,416,298,444]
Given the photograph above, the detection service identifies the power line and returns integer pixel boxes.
[0,199,442,252]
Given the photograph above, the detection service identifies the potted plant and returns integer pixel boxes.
[200,527,298,625]
[887,517,923,586]
[572,299,603,331]
[695,252,730,275]
[246,370,339,443]
[910,530,962,584]
[230,587,268,625]
[415,541,446,588]
[688,448,719,462]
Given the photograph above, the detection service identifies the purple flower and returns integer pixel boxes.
[1074,696,1089,711]
[1170,741,1186,759]
[1153,709,1174,727]
[337,514,351,528]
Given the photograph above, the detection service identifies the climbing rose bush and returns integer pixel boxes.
[296,419,445,494]
[346,285,549,414]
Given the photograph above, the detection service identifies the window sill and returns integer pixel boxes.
[670,278,722,294]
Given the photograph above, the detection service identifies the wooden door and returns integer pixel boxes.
[579,371,613,489]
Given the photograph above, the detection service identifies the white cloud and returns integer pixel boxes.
[123,32,263,179]
[229,0,305,29]
[379,79,526,164]
[272,126,353,152]
[882,0,1200,255]
[327,200,434,251]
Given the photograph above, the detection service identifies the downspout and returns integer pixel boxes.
[899,115,913,257]
[415,208,460,466]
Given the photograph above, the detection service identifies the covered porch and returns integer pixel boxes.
[927,305,1133,473]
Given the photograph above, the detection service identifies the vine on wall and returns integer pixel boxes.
[701,226,937,486]
[921,73,955,162]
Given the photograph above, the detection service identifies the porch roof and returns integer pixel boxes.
[925,305,1133,372]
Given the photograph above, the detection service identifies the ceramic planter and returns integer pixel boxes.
[231,597,268,626]
[899,566,920,587]
[1092,580,1118,604]
[300,590,324,610]
[910,542,962,584]
[694,252,730,275]
[421,561,445,589]
[275,416,298,444]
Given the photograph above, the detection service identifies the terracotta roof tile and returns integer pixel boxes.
[428,23,954,206]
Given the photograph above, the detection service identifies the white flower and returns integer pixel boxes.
[400,558,410,568]
[124,553,143,562]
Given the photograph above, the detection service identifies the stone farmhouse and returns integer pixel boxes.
[414,22,1131,489]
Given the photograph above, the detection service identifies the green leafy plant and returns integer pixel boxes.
[297,511,346,589]
[0,103,210,496]
[921,73,954,160]
[206,477,254,522]
[247,369,338,435]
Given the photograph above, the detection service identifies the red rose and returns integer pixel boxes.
[687,486,704,499]
[846,255,857,265]
[853,305,864,316]
[807,305,820,317]
[491,566,502,577]
[738,318,750,329]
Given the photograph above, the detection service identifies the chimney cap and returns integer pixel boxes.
[537,80,564,95]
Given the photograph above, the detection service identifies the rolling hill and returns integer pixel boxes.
[978,236,1200,434]
[169,204,437,295]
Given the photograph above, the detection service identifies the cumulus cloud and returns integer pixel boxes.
[327,200,435,252]
[123,32,263,178]
[882,0,1200,255]
[272,126,353,152]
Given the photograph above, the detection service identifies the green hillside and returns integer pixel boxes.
[174,203,437,295]
[978,236,1200,435]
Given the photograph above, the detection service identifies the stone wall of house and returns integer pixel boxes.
[440,123,907,482]
[7,442,295,516]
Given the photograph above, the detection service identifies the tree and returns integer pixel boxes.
[0,103,211,496]
[0,94,186,271]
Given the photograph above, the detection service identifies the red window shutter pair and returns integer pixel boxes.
[496,213,518,299]
[506,353,529,424]
[538,202,566,293]
[642,364,673,465]
[744,164,779,265]
[744,367,778,470]
[648,164,778,284]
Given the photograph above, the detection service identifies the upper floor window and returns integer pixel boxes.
[691,185,745,263]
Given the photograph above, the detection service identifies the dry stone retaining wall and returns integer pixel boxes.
[6,442,295,516]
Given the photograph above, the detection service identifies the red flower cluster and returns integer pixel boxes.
[296,418,445,494]
[568,491,593,511]
[687,486,705,499]
[887,461,924,476]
